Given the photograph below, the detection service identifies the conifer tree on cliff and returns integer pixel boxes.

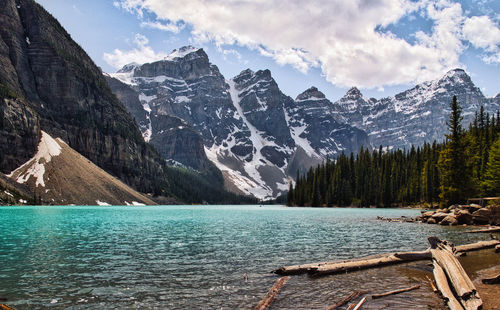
[438,96,471,206]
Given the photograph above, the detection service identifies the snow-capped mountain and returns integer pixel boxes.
[106,46,499,200]
[287,87,368,159]
[332,69,500,150]
[106,46,368,199]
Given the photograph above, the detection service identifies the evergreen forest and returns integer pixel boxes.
[287,96,500,207]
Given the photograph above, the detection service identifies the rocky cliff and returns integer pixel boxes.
[0,0,175,194]
[108,49,369,199]
[0,0,250,204]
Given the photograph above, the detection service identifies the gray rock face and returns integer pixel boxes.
[108,53,370,199]
[0,0,177,194]
[150,114,210,171]
[105,75,214,173]
[0,98,40,173]
[287,86,369,159]
[332,69,500,149]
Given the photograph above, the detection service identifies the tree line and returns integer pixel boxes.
[287,96,500,207]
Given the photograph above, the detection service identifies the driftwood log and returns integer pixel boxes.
[454,239,500,253]
[481,274,500,284]
[254,276,290,310]
[429,237,482,310]
[466,226,500,233]
[432,260,464,310]
[371,284,420,299]
[352,297,366,310]
[274,250,431,276]
[346,303,356,310]
[273,240,499,276]
[326,290,365,310]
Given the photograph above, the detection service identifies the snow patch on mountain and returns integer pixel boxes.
[165,46,200,60]
[283,107,318,158]
[8,131,62,187]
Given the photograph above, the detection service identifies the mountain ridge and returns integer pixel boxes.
[107,47,370,199]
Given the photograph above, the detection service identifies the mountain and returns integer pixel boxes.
[107,48,369,199]
[0,0,250,204]
[332,69,500,150]
[8,131,155,205]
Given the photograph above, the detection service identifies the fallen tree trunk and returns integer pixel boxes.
[312,251,431,276]
[273,240,499,276]
[432,260,464,310]
[326,290,365,310]
[274,250,431,276]
[254,276,290,310]
[455,239,500,253]
[481,274,500,284]
[371,284,420,299]
[466,226,500,233]
[429,237,482,310]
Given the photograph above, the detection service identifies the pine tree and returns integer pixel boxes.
[438,96,471,206]
[482,137,500,196]
[287,182,294,206]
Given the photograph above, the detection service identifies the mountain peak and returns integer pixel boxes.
[346,87,362,98]
[296,86,326,101]
[117,62,139,73]
[438,68,472,85]
[165,45,205,61]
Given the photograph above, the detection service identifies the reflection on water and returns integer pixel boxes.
[0,205,496,309]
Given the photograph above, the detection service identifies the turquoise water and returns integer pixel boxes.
[0,205,490,309]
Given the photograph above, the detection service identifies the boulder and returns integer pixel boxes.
[421,211,435,218]
[472,208,492,225]
[440,214,458,226]
[431,212,450,222]
[448,204,460,210]
[454,209,473,225]
[466,204,482,213]
[427,217,437,224]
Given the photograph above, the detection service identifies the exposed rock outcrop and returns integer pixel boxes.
[8,131,156,205]
[417,204,499,226]
[0,0,172,195]
[0,97,40,172]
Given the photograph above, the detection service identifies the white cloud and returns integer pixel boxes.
[463,15,500,63]
[112,0,500,87]
[103,34,168,69]
[221,48,241,60]
[140,21,184,33]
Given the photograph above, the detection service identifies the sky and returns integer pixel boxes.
[36,0,500,101]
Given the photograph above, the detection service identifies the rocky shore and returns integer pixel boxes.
[416,204,500,226]
[377,204,500,227]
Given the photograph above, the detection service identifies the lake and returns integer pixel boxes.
[0,205,494,309]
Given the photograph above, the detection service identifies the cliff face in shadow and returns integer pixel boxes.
[0,0,170,194]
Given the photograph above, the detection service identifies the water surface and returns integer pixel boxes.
[0,205,493,309]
